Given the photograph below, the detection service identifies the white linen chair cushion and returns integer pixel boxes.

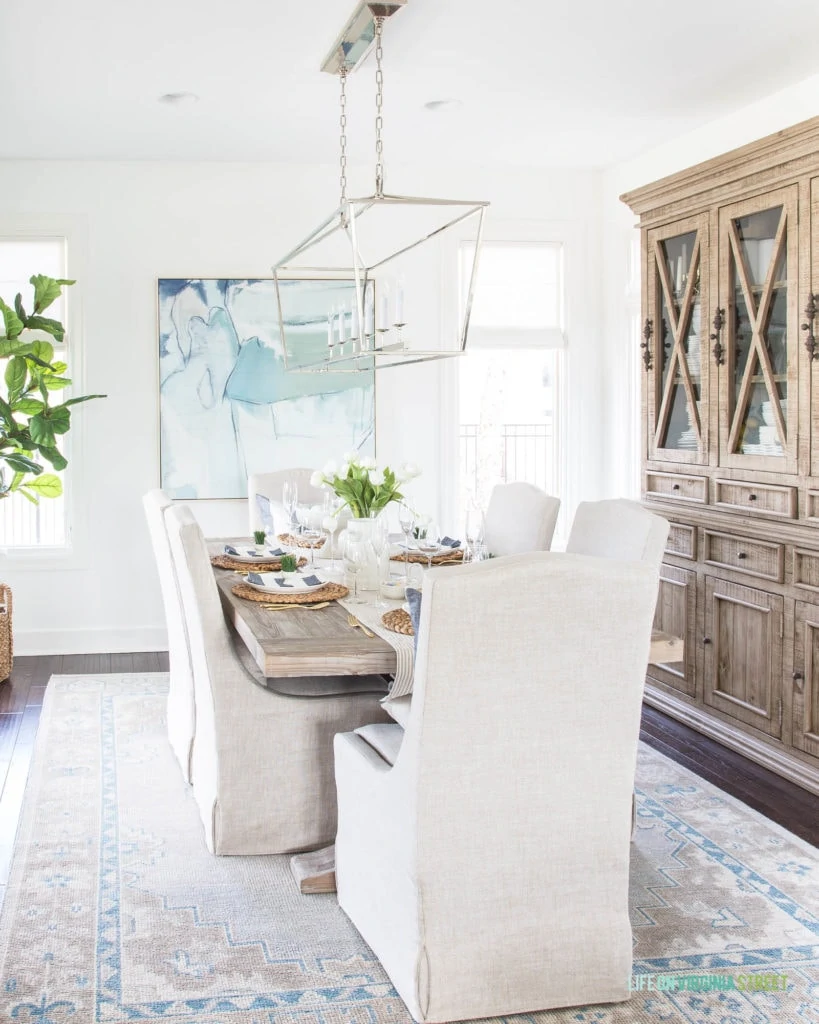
[566,498,669,567]
[165,503,390,855]
[335,551,660,1022]
[354,723,404,766]
[248,468,326,535]
[142,489,195,784]
[382,694,412,728]
[483,481,560,556]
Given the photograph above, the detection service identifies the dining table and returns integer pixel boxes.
[211,538,685,682]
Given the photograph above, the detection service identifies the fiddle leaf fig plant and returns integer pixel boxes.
[0,276,105,503]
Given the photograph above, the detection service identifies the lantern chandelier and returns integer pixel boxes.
[273,0,489,372]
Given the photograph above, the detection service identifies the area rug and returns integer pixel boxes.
[0,676,817,1024]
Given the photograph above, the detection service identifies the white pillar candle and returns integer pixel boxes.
[351,303,360,339]
[364,290,374,335]
[336,310,346,344]
[379,288,390,330]
[327,316,334,348]
[395,278,405,324]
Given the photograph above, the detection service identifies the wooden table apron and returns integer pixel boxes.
[214,562,684,681]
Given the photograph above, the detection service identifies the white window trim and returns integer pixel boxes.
[439,218,580,535]
[0,214,91,569]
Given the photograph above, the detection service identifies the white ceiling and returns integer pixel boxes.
[3,0,819,168]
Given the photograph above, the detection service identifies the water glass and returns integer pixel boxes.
[342,534,366,604]
[416,520,441,572]
[397,503,416,581]
[282,479,299,536]
[369,514,389,607]
[465,507,485,562]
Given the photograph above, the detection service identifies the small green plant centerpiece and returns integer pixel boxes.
[0,276,104,503]
[311,453,420,518]
[253,529,266,546]
[279,554,298,573]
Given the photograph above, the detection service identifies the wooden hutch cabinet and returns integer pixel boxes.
[622,116,819,794]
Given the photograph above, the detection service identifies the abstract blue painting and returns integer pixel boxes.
[158,279,375,499]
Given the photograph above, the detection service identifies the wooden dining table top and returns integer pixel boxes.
[211,541,684,679]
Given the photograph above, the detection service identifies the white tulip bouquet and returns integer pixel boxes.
[311,452,420,519]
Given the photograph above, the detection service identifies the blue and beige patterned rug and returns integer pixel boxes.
[0,674,817,1024]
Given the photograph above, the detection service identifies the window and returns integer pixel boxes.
[0,237,68,547]
[458,241,565,530]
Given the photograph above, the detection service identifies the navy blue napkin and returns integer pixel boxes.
[405,587,423,653]
[267,548,287,557]
[248,572,294,589]
[301,574,323,587]
[440,536,461,548]
[224,544,241,555]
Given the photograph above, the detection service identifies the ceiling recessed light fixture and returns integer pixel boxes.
[423,98,463,112]
[158,92,199,107]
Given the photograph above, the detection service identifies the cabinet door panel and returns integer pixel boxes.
[704,577,783,737]
[649,565,697,697]
[811,178,819,477]
[718,188,799,474]
[793,602,819,758]
[646,215,710,464]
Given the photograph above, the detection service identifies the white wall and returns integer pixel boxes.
[0,159,604,654]
[601,70,819,499]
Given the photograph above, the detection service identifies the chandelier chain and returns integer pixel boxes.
[338,66,348,209]
[374,15,385,197]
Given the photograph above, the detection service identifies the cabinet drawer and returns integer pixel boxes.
[645,472,708,504]
[665,522,697,560]
[703,531,784,582]
[713,478,796,519]
[794,549,819,593]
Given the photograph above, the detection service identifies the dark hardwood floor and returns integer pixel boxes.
[0,653,816,912]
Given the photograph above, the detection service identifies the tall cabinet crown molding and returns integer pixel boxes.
[623,115,819,796]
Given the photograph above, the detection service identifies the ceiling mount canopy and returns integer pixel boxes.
[273,0,489,374]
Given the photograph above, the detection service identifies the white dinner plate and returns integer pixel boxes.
[245,571,329,595]
[222,545,288,563]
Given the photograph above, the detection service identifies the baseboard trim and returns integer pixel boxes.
[13,626,168,657]
[644,686,819,797]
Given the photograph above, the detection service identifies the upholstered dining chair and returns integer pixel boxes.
[165,503,390,855]
[482,481,560,557]
[566,498,669,568]
[334,552,661,1022]
[142,489,196,784]
[247,468,326,535]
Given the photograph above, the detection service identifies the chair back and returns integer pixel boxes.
[142,489,195,781]
[566,498,668,568]
[248,469,325,534]
[483,481,560,556]
[401,552,660,995]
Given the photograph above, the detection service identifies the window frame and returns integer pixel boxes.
[0,216,87,567]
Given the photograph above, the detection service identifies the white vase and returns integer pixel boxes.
[339,516,380,592]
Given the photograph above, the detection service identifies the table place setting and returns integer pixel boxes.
[210,544,309,573]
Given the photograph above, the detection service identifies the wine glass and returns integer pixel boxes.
[416,520,441,572]
[342,533,366,604]
[299,505,323,567]
[369,513,389,607]
[397,503,416,582]
[282,479,298,539]
[465,507,485,562]
[322,513,340,573]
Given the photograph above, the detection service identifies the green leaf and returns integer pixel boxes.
[45,405,71,434]
[43,376,72,391]
[37,445,68,471]
[17,487,39,505]
[14,293,26,323]
[9,471,24,492]
[2,452,43,475]
[12,397,44,415]
[28,414,56,447]
[60,393,105,408]
[30,275,72,315]
[0,298,25,340]
[25,315,65,343]
[4,355,27,399]
[0,396,13,423]
[26,473,62,498]
[49,360,67,374]
[30,339,55,366]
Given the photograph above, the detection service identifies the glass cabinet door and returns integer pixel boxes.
[645,215,710,464]
[810,177,819,478]
[717,188,798,473]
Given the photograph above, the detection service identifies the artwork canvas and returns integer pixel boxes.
[158,279,375,499]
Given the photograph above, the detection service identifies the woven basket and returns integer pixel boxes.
[0,583,12,682]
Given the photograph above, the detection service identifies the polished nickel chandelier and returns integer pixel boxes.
[273,0,489,372]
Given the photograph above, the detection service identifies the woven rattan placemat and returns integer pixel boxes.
[381,608,414,635]
[232,580,349,605]
[278,533,327,550]
[211,554,308,573]
[392,548,464,566]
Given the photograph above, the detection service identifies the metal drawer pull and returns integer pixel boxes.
[702,636,712,644]
[672,483,681,491]
[748,493,757,501]
[737,551,747,559]
[793,671,804,681]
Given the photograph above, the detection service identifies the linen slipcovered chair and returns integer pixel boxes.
[482,481,560,557]
[334,551,661,1022]
[247,468,325,536]
[566,498,669,568]
[165,503,389,855]
[142,489,196,784]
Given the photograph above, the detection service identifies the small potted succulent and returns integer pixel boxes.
[278,554,298,574]
[253,529,266,546]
